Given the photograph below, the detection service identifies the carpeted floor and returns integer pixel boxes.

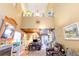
[28,50,46,56]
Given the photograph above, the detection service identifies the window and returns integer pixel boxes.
[1,23,14,39]
[13,31,21,43]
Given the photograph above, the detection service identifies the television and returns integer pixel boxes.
[33,39,38,42]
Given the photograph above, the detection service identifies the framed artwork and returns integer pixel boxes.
[64,23,79,40]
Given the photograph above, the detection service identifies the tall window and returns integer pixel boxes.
[13,31,21,43]
[1,23,14,39]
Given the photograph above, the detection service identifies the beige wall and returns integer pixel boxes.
[0,3,22,27]
[54,4,79,52]
[21,17,54,29]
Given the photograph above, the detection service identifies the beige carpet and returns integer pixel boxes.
[28,50,46,56]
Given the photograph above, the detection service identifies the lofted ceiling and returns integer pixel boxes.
[20,3,56,33]
[24,3,47,12]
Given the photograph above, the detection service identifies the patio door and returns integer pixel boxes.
[41,34,49,50]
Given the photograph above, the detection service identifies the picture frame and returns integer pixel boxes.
[64,23,79,40]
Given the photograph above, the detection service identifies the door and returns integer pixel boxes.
[41,34,49,50]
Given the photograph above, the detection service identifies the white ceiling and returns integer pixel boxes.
[26,3,48,12]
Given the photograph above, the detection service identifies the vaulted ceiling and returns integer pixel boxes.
[20,3,56,33]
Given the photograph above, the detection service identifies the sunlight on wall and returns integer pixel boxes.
[37,24,47,29]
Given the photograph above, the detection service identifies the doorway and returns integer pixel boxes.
[40,28,55,50]
[41,34,49,50]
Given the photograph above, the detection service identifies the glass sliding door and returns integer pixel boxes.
[41,34,49,50]
[40,28,56,50]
